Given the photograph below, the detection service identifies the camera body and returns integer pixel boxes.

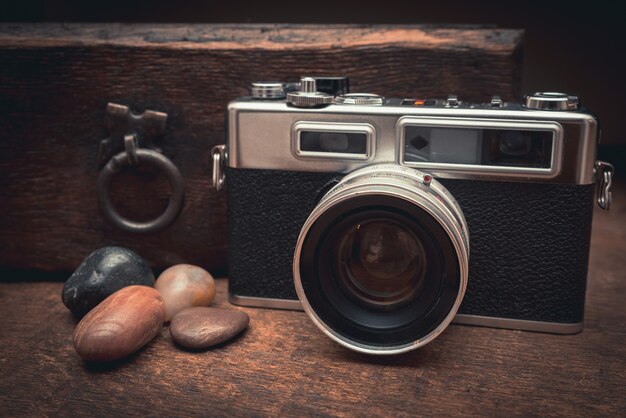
[214,77,612,354]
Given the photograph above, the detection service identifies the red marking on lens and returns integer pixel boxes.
[414,99,425,106]
[423,175,432,184]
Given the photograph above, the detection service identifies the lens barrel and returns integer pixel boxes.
[293,164,469,354]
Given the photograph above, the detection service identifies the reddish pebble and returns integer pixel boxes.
[73,285,165,362]
[170,307,249,350]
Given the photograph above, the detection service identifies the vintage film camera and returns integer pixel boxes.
[212,77,614,354]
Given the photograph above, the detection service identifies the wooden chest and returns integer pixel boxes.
[0,24,523,274]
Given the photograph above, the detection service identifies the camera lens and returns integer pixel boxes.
[334,219,426,310]
[294,164,469,355]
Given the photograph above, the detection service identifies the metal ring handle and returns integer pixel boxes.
[97,149,185,233]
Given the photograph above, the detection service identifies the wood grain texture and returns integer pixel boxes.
[0,180,624,417]
[0,24,523,273]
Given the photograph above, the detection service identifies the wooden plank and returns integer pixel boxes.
[0,24,523,273]
[0,179,624,416]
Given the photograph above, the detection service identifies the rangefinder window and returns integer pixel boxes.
[404,126,553,168]
[397,117,563,176]
[293,122,374,160]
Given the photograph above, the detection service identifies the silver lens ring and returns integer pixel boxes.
[293,164,469,355]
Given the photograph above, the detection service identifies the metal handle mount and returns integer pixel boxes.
[97,103,184,233]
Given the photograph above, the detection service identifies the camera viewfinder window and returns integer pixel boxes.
[403,126,553,168]
[300,131,368,156]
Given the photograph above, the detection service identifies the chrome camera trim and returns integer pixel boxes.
[397,117,564,179]
[292,121,375,161]
[228,293,584,335]
[227,100,598,185]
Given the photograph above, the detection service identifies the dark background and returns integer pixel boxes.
[2,0,625,166]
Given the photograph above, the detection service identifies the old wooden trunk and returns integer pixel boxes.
[0,24,523,274]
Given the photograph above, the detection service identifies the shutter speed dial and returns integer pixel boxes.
[287,77,334,107]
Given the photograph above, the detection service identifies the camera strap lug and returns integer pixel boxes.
[212,144,226,191]
[595,160,614,210]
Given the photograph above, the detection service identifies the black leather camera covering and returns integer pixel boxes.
[226,167,594,324]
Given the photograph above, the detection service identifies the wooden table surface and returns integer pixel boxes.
[1,182,625,417]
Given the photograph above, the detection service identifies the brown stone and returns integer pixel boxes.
[73,285,165,362]
[169,307,249,350]
[155,264,216,322]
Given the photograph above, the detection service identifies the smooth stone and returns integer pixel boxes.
[62,246,155,318]
[169,307,249,350]
[73,285,165,362]
[155,264,216,322]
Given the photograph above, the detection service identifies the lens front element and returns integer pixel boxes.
[293,164,469,355]
[335,219,426,310]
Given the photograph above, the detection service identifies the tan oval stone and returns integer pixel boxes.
[73,285,165,362]
[155,264,216,322]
